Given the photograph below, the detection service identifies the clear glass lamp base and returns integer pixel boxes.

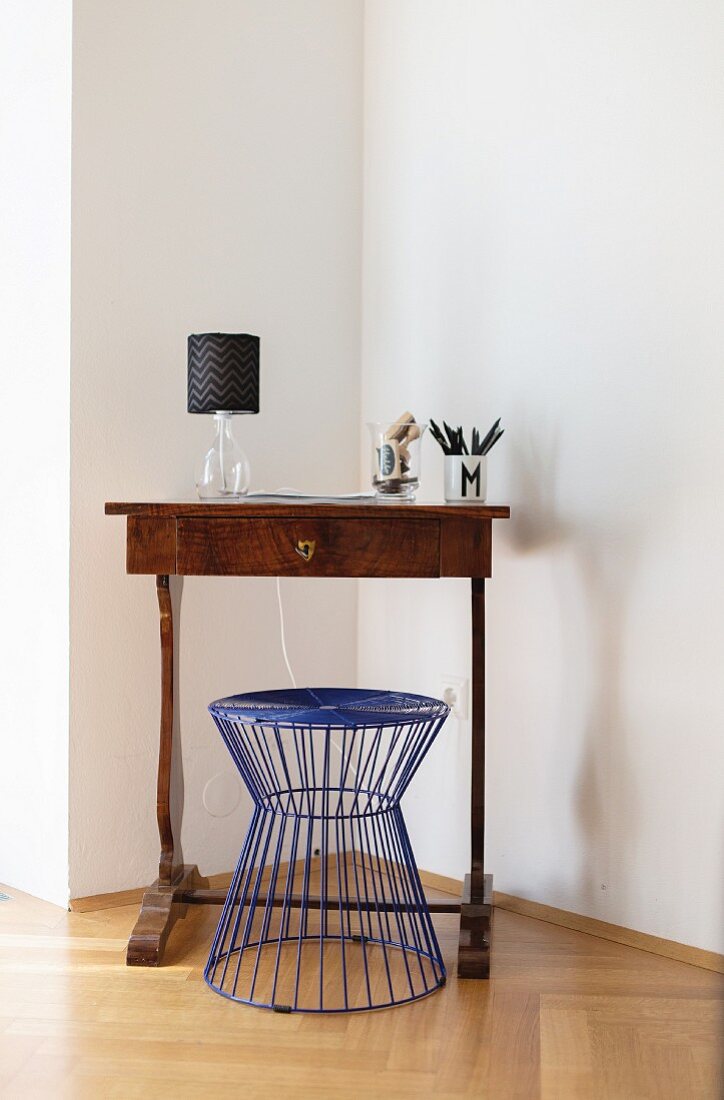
[195,413,251,500]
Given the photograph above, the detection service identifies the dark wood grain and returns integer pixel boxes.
[457,578,490,979]
[176,517,440,577]
[106,499,510,520]
[470,578,486,901]
[127,516,176,574]
[126,865,207,966]
[180,888,462,913]
[440,517,492,577]
[458,872,493,979]
[156,576,180,884]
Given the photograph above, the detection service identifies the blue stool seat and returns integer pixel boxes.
[204,687,449,1013]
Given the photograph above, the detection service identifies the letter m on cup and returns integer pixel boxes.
[461,461,481,497]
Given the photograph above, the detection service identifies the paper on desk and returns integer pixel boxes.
[247,489,376,501]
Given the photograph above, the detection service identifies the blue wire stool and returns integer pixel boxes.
[204,687,449,1013]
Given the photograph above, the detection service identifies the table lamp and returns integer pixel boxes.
[187,333,260,498]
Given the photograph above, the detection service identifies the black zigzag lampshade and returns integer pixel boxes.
[187,333,260,414]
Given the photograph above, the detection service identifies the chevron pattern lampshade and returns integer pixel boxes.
[187,333,260,415]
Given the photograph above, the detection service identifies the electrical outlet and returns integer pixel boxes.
[440,675,469,720]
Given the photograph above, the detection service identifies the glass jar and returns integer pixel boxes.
[367,420,426,500]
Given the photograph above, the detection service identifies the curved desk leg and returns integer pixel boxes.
[127,574,205,966]
[458,577,492,978]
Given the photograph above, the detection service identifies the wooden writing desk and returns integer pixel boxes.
[105,499,510,977]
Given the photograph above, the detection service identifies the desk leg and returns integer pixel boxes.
[457,577,492,978]
[127,574,204,966]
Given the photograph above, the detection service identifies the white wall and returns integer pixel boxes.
[0,1,72,906]
[361,0,724,952]
[70,0,363,897]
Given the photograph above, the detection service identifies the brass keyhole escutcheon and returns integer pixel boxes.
[295,538,316,562]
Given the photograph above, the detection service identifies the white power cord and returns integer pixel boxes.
[274,575,356,779]
[275,576,297,689]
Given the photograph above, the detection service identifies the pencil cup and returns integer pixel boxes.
[444,455,487,502]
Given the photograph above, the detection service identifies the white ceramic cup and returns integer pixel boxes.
[444,455,487,502]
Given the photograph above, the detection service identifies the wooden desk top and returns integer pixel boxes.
[105,499,511,520]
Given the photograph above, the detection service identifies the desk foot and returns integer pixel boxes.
[457,873,493,979]
[126,864,206,966]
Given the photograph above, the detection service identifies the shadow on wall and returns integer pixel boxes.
[505,423,641,919]
[569,540,641,917]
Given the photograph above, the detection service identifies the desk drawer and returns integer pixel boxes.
[177,517,440,577]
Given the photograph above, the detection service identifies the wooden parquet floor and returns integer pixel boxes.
[0,882,721,1098]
